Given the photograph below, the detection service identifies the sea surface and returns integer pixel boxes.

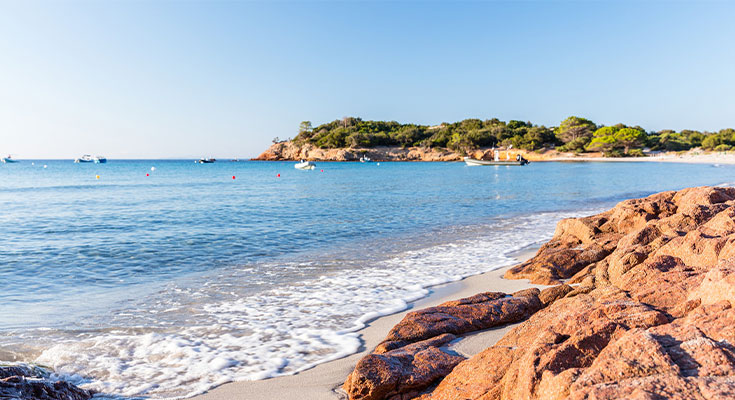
[1,159,733,398]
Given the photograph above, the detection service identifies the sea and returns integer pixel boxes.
[1,159,733,398]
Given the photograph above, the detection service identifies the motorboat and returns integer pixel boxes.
[294,160,316,170]
[75,155,93,163]
[94,156,107,164]
[2,155,18,163]
[464,150,529,166]
[360,155,372,163]
[198,158,216,164]
[464,157,528,166]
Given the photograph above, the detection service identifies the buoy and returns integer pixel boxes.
[232,176,236,179]
[320,169,323,172]
[277,173,281,178]
[43,165,47,168]
[377,163,380,166]
[151,167,156,171]
[31,162,34,166]
[146,173,149,176]
[95,175,100,179]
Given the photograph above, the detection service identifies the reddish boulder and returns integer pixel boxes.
[343,334,464,400]
[379,290,542,351]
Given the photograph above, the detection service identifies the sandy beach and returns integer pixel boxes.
[545,152,735,164]
[192,247,542,400]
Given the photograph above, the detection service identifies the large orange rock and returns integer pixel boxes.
[379,290,542,351]
[346,187,735,400]
[344,334,464,400]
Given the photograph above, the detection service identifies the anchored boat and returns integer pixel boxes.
[294,160,316,170]
[75,155,93,163]
[1,155,18,163]
[464,149,529,166]
[464,157,529,166]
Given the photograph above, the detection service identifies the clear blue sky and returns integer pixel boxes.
[1,1,734,159]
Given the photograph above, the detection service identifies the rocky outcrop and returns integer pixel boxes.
[343,289,549,400]
[345,186,735,400]
[252,142,544,162]
[0,365,93,400]
[252,142,463,162]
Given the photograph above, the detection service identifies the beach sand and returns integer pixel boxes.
[192,246,542,400]
[545,153,735,164]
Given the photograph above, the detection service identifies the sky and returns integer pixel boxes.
[1,1,734,159]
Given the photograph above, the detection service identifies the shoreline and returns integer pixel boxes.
[191,246,542,400]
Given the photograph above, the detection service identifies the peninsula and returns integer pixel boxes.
[253,117,735,162]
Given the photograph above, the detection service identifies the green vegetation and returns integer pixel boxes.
[292,116,734,157]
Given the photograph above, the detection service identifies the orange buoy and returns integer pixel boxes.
[232,176,236,179]
[277,173,281,177]
[146,173,149,176]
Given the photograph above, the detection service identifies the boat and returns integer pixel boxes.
[197,158,216,164]
[360,155,372,163]
[93,156,107,164]
[464,157,528,166]
[294,160,316,170]
[74,155,93,163]
[464,150,529,166]
[2,155,18,163]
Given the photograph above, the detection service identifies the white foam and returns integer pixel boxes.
[35,209,598,399]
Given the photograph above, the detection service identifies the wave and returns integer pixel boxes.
[24,208,601,399]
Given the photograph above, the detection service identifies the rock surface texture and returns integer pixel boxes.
[345,186,735,400]
[0,365,93,400]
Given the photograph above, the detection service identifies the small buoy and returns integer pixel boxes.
[151,167,156,171]
[277,173,281,178]
[43,165,47,168]
[31,162,34,166]
[377,163,380,166]
[232,176,236,180]
[320,169,323,172]
[95,175,100,179]
[146,173,149,176]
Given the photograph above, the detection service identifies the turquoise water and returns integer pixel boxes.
[0,160,732,398]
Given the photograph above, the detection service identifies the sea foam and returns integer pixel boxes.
[35,209,596,399]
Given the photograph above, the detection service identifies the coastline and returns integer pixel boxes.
[253,141,735,165]
[191,246,542,400]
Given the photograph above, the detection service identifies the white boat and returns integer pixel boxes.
[294,160,316,170]
[2,155,18,163]
[360,155,372,163]
[93,156,107,164]
[463,156,529,166]
[75,155,93,163]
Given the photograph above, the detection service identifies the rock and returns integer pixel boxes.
[252,142,466,162]
[347,187,735,400]
[343,334,464,400]
[0,365,93,400]
[539,284,573,307]
[381,290,542,347]
[421,287,668,400]
[687,261,735,308]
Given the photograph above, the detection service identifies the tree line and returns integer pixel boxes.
[292,117,735,157]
